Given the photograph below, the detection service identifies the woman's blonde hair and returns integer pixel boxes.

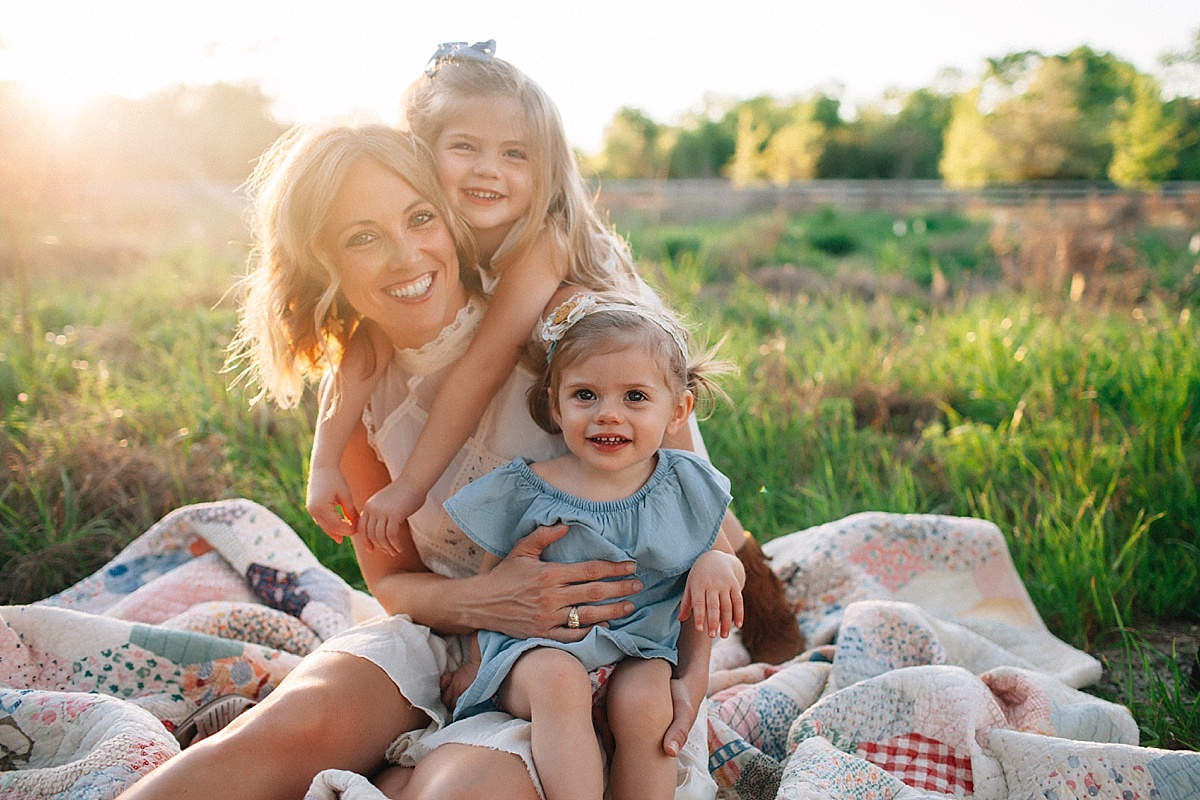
[227,121,478,408]
[401,48,638,294]
[527,292,733,435]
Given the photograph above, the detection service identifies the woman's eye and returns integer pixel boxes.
[346,231,376,247]
[411,210,435,227]
[450,140,474,151]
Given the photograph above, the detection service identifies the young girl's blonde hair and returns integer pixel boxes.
[401,46,638,294]
[227,121,478,409]
[527,293,733,435]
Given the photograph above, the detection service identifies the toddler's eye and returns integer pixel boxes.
[505,148,528,160]
[626,390,648,403]
[572,389,596,401]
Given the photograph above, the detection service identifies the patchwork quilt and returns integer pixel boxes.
[1,501,1197,799]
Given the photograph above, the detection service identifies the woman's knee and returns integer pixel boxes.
[399,744,538,800]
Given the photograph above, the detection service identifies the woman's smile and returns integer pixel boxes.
[384,271,435,300]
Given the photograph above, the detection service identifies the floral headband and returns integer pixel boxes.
[424,39,496,77]
[540,293,689,364]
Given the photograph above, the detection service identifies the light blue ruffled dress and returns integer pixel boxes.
[444,448,732,721]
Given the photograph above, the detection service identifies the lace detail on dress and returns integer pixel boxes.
[391,295,487,375]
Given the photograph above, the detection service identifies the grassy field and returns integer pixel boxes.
[1,195,1197,747]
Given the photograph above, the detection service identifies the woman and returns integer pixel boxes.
[117,121,724,800]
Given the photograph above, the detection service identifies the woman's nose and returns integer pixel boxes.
[387,233,416,269]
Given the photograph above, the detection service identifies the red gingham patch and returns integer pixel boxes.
[859,732,974,795]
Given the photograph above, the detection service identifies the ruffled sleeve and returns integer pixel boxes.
[627,449,732,578]
[443,458,542,558]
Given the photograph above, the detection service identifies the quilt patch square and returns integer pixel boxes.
[859,731,973,795]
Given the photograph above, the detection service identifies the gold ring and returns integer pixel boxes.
[566,606,580,629]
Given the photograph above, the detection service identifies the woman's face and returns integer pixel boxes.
[319,156,466,351]
[433,95,534,259]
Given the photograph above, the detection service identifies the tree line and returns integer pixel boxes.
[1,37,1198,194]
[585,40,1200,189]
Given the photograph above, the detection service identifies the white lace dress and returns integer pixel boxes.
[310,296,716,800]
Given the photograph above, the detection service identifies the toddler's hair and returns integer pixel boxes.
[527,293,733,435]
[226,121,477,409]
[401,46,638,294]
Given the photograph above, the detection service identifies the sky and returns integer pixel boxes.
[2,0,1197,153]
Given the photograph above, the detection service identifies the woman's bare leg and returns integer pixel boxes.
[117,651,429,800]
[498,648,603,800]
[396,744,539,800]
[605,658,675,800]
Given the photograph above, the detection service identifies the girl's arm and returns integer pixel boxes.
[342,417,643,638]
[357,230,568,556]
[306,328,391,542]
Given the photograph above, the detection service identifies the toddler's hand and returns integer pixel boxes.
[439,658,480,712]
[358,480,425,556]
[680,549,745,638]
[306,465,358,544]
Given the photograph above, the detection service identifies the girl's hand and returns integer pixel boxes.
[680,549,745,639]
[306,464,359,543]
[662,673,703,758]
[358,480,426,556]
[472,524,643,641]
[439,634,481,712]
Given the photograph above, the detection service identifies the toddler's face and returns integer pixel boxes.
[433,95,534,257]
[551,343,692,484]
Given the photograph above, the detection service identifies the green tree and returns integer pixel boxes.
[1109,74,1181,188]
[763,100,825,183]
[596,107,670,179]
[940,89,998,187]
[668,103,737,178]
[941,48,1140,184]
[1165,97,1200,180]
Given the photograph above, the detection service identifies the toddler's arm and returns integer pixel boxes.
[680,545,745,639]
[357,228,568,555]
[307,326,391,543]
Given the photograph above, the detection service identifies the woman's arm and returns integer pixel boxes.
[341,420,643,638]
[356,230,568,555]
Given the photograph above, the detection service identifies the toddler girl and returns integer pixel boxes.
[441,293,741,800]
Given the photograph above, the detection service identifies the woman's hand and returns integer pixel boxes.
[469,524,643,641]
[680,549,745,639]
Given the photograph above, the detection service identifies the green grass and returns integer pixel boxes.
[2,203,1197,748]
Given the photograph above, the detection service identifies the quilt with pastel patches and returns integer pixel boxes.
[3,502,1198,800]
[703,512,1200,800]
[0,499,384,800]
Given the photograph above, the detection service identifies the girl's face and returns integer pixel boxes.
[433,95,534,259]
[551,342,693,484]
[319,156,466,351]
